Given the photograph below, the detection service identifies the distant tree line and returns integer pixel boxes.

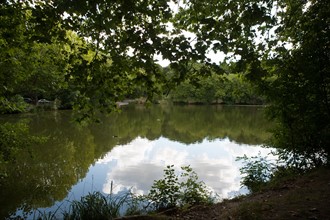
[169,73,265,105]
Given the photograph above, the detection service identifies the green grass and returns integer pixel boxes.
[63,192,131,220]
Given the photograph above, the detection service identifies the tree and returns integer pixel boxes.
[15,42,67,103]
[0,1,69,109]
[169,71,264,105]
[265,0,330,167]
[175,0,330,166]
[1,0,329,165]
[0,1,29,103]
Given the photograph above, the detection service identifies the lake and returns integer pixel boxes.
[0,104,274,219]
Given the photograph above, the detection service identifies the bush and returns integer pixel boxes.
[145,165,214,211]
[179,166,212,206]
[146,165,180,210]
[236,153,276,193]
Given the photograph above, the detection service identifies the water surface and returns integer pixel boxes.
[0,104,273,219]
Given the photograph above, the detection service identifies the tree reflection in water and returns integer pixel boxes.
[0,104,273,219]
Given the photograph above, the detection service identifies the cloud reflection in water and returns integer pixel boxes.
[96,136,273,199]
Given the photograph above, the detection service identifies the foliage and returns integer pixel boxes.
[175,0,330,167]
[179,166,214,206]
[170,73,264,104]
[145,165,213,211]
[1,0,329,168]
[63,192,130,220]
[236,153,276,193]
[15,42,68,103]
[264,0,330,167]
[0,95,28,114]
[0,3,68,107]
[147,165,180,210]
[264,2,329,165]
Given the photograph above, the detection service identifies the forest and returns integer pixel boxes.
[0,0,329,201]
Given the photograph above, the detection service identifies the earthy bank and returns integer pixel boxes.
[117,167,330,220]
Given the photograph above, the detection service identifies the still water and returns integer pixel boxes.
[0,104,273,219]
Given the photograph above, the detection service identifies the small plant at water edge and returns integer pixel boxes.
[179,165,213,206]
[146,165,180,210]
[63,191,130,220]
[145,165,215,211]
[236,153,276,193]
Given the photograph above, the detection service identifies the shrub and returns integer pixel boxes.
[145,165,214,211]
[146,165,180,210]
[179,166,212,206]
[236,153,276,193]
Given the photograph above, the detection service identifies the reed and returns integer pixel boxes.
[63,191,131,220]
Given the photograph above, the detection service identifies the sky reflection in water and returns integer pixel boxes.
[69,136,274,200]
[2,105,274,219]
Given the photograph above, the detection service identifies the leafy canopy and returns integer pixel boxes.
[175,0,330,165]
[1,0,329,164]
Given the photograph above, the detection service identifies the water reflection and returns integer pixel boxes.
[95,136,273,198]
[0,104,273,219]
